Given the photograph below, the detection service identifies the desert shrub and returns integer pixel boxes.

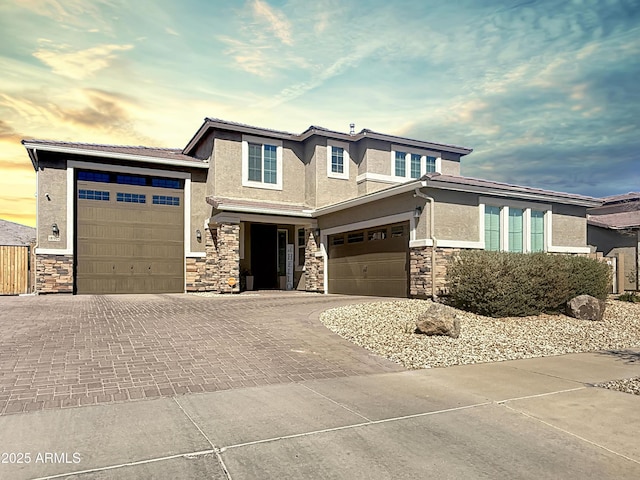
[618,292,640,303]
[445,250,611,317]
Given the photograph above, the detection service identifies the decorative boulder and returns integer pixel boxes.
[566,295,606,321]
[415,305,461,338]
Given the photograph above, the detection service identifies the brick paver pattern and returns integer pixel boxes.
[0,293,403,415]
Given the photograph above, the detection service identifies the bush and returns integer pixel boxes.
[445,250,611,317]
[618,292,640,303]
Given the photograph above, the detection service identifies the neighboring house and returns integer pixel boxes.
[588,193,640,292]
[0,219,36,294]
[22,118,601,296]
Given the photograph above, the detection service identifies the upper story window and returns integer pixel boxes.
[425,156,437,173]
[483,201,549,253]
[391,145,441,180]
[395,151,406,177]
[242,135,283,190]
[327,140,349,180]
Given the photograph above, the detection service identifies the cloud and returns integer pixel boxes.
[0,120,22,143]
[57,89,131,128]
[33,43,133,80]
[252,0,293,45]
[165,27,180,36]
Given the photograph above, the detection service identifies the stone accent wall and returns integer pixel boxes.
[185,256,208,292]
[203,223,240,294]
[409,246,460,298]
[304,229,324,292]
[36,253,73,294]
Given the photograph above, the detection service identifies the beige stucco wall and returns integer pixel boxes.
[430,189,480,241]
[360,138,391,176]
[314,142,359,208]
[440,152,461,176]
[588,225,637,290]
[212,131,306,204]
[552,204,587,247]
[318,193,420,230]
[37,160,68,250]
[190,170,210,253]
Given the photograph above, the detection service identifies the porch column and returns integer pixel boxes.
[304,228,324,293]
[216,222,241,293]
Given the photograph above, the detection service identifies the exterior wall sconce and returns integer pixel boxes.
[196,229,202,242]
[314,228,321,238]
[414,206,423,218]
[52,223,59,236]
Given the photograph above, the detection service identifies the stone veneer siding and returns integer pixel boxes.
[205,223,240,294]
[185,256,208,292]
[304,229,324,292]
[36,253,74,294]
[409,246,461,298]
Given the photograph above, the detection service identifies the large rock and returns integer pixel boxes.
[415,304,461,338]
[566,295,606,321]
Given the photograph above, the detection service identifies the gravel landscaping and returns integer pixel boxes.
[320,299,640,379]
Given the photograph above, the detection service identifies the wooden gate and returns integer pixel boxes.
[0,245,30,295]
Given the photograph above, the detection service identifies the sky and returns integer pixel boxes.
[1,0,639,227]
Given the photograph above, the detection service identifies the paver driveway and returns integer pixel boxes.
[0,292,403,416]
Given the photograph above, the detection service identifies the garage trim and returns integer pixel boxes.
[320,212,415,293]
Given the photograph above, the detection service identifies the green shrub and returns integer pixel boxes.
[445,250,611,317]
[618,292,640,303]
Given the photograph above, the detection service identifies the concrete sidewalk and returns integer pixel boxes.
[0,350,638,479]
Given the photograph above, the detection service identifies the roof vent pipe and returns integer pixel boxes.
[349,123,355,135]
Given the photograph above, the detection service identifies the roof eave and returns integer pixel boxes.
[22,142,208,169]
[312,180,423,216]
[423,178,602,207]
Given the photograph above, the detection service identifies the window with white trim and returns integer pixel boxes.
[242,135,283,190]
[391,146,441,179]
[530,210,545,252]
[296,227,305,269]
[483,203,548,253]
[394,151,406,177]
[508,208,524,253]
[484,206,500,251]
[327,140,349,179]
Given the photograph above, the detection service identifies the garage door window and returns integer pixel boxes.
[78,189,110,201]
[78,171,110,183]
[153,195,180,206]
[347,232,364,243]
[117,175,146,186]
[152,178,181,189]
[117,192,146,203]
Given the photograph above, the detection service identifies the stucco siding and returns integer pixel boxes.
[430,189,480,241]
[440,157,460,176]
[552,204,587,247]
[37,161,68,250]
[190,171,209,253]
[318,193,420,230]
[362,138,391,176]
[315,142,359,208]
[212,132,306,204]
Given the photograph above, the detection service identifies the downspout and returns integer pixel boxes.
[413,186,437,300]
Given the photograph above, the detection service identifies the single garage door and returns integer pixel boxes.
[328,222,409,297]
[75,171,184,294]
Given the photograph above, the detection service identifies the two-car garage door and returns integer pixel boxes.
[328,222,409,297]
[75,171,184,294]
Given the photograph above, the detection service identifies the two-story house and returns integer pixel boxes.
[23,118,602,297]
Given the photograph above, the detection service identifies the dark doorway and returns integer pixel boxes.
[251,223,277,289]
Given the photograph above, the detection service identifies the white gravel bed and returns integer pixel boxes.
[595,377,640,395]
[320,299,640,370]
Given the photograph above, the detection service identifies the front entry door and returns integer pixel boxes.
[251,224,278,289]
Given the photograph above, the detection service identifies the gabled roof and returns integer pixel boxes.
[421,173,602,207]
[0,219,35,246]
[601,192,640,204]
[183,118,473,157]
[587,211,640,230]
[207,196,312,217]
[22,139,208,170]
